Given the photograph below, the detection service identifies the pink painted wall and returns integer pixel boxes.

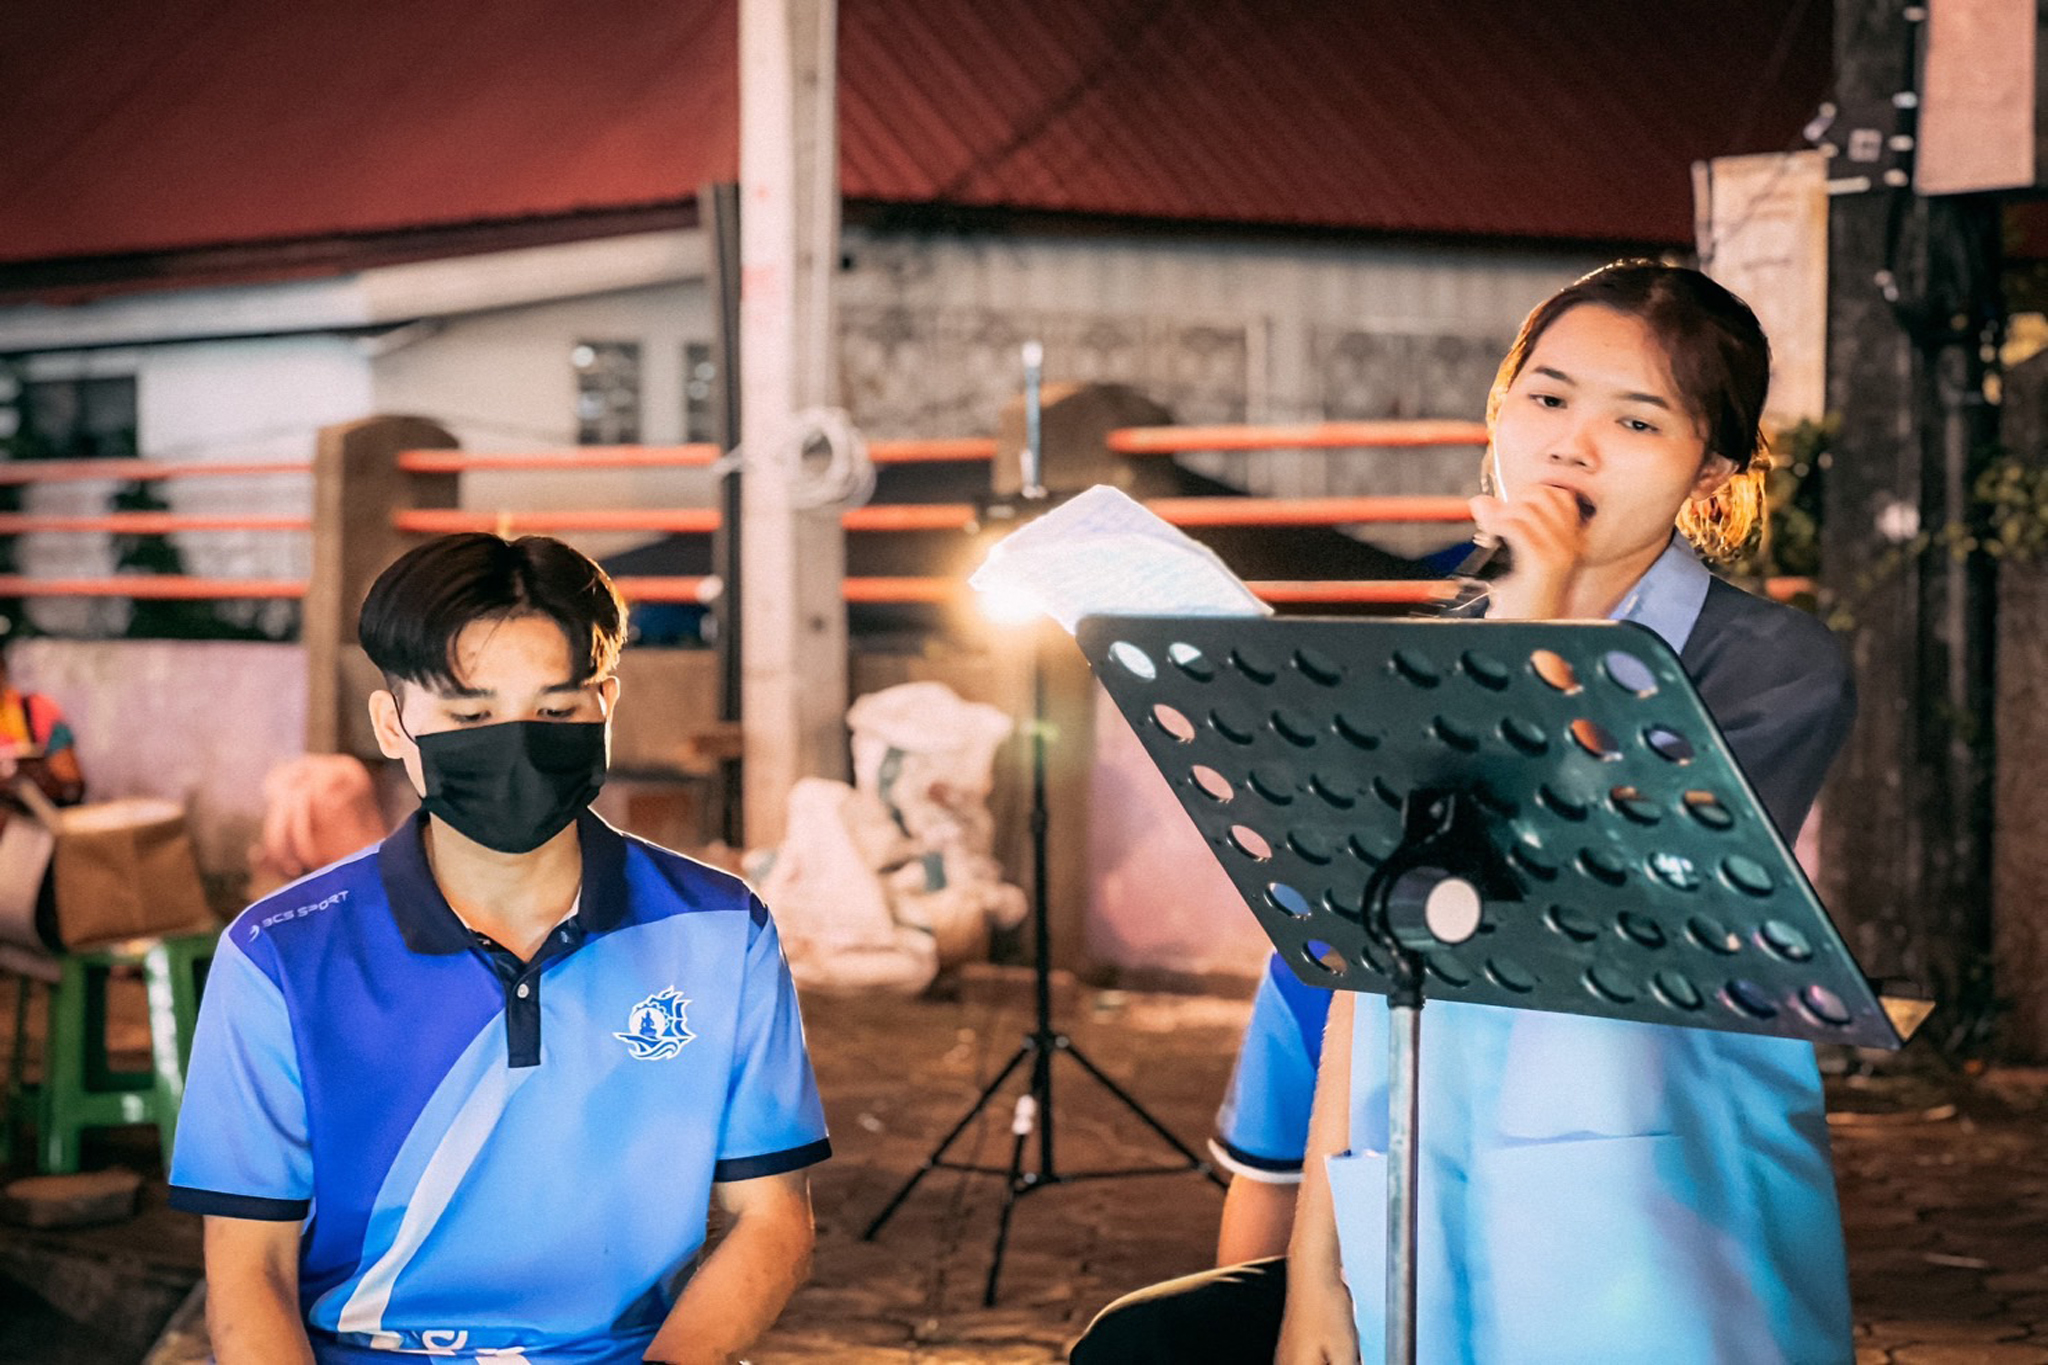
[1085,685,1274,979]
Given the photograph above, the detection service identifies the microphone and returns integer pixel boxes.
[1433,536,1512,617]
[1451,536,1513,582]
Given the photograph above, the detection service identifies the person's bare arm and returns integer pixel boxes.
[644,1169,814,1365]
[204,1216,315,1365]
[1215,1173,1298,1265]
[38,745,85,805]
[1277,990,1362,1365]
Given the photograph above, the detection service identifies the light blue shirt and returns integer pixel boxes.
[1611,533,1713,653]
[1333,539,1852,1365]
[1215,537,1718,1187]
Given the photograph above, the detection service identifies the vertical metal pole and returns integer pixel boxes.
[1029,628,1055,1178]
[1022,340,1054,1179]
[1021,341,1046,501]
[1386,984,1421,1365]
[699,181,745,847]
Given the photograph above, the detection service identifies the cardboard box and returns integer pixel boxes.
[0,789,215,953]
[48,799,215,949]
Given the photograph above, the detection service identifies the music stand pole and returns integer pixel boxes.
[1387,966,1421,1365]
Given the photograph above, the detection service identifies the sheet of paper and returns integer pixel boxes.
[968,484,1272,632]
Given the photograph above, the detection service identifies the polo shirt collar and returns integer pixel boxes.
[378,807,631,955]
[1608,532,1713,653]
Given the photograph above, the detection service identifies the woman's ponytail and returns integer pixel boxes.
[1677,448,1770,563]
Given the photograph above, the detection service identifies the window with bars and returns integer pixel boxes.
[683,341,720,445]
[573,341,642,445]
[4,373,138,461]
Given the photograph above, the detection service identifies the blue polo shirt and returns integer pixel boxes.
[1211,953,1329,1182]
[170,810,830,1364]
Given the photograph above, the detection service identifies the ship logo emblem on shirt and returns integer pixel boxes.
[615,987,696,1060]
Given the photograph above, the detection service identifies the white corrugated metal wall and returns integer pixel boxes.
[837,227,1606,553]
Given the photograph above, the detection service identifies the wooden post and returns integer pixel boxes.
[739,0,848,848]
[1820,0,2003,1045]
[1994,352,2048,1059]
[304,415,458,760]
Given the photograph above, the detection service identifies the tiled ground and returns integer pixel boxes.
[4,968,2048,1362]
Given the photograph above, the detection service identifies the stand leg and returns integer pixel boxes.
[865,619,1217,1301]
[1059,1035,1224,1182]
[985,1092,1040,1306]
[861,1039,1035,1241]
[1387,1000,1421,1365]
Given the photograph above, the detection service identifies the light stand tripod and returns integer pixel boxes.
[860,623,1221,1305]
[861,344,1222,1306]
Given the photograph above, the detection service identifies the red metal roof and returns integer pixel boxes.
[0,0,1827,276]
[0,0,738,267]
[840,0,1830,243]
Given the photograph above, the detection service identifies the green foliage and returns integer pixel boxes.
[1974,450,2048,563]
[1750,418,2048,634]
[1726,417,1832,584]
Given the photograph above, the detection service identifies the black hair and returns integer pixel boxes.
[357,533,628,693]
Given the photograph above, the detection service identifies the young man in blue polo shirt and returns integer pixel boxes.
[171,533,830,1365]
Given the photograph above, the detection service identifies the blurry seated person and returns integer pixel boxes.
[0,653,87,952]
[0,652,86,810]
[245,754,388,900]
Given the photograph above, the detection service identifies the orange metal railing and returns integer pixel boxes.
[393,496,1475,539]
[0,420,1814,608]
[0,513,312,535]
[0,575,308,599]
[391,437,1000,476]
[0,458,313,486]
[1108,420,1490,455]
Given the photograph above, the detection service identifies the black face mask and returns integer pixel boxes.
[413,720,609,854]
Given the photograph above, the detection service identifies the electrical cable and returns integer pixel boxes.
[716,405,877,510]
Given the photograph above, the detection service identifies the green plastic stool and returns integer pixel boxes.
[4,931,215,1174]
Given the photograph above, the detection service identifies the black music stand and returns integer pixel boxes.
[1076,612,1926,1365]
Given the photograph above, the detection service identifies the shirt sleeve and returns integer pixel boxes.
[1211,956,1326,1183]
[18,693,71,754]
[1709,624,1855,839]
[1684,583,1857,840]
[711,897,831,1183]
[167,930,314,1219]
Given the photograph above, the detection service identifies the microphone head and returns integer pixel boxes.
[1452,538,1513,582]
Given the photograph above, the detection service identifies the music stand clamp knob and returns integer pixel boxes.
[1385,867,1483,951]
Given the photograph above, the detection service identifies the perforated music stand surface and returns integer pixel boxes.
[1077,613,1901,1049]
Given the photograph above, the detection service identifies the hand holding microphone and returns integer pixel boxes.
[1466,485,1587,620]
